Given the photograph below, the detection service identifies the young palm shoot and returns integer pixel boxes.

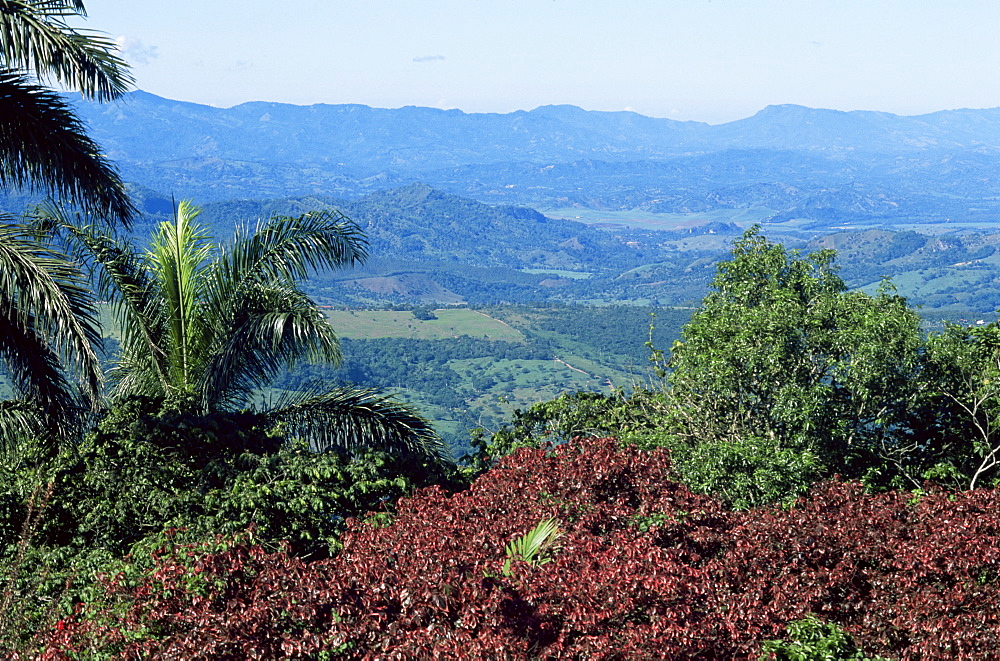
[502,517,564,576]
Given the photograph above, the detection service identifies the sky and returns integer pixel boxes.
[80,0,1000,125]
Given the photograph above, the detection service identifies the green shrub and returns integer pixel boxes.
[0,395,463,648]
[759,615,888,660]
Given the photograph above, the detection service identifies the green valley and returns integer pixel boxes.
[271,304,690,457]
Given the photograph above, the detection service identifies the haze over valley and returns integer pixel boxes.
[6,91,988,455]
[29,90,1000,319]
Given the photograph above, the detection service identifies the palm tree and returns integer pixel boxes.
[0,2,133,451]
[0,0,134,222]
[55,201,447,460]
[0,215,102,450]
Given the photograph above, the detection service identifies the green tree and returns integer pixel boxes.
[917,322,1000,489]
[464,389,659,473]
[659,227,925,504]
[53,201,446,459]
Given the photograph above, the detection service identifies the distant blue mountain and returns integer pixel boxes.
[76,91,708,169]
[80,92,1000,166]
[65,92,1000,226]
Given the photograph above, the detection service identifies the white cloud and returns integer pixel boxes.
[115,36,159,65]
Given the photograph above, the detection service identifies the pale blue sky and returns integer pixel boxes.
[82,1,1000,124]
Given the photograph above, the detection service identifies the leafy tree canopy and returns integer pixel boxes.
[477,228,1000,505]
[661,226,926,502]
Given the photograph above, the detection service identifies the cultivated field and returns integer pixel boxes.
[322,308,526,341]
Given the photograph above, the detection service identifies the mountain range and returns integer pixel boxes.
[68,92,1000,228]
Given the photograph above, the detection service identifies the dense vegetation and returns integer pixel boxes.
[0,205,460,652]
[7,5,1000,657]
[28,438,1000,659]
[481,229,1000,505]
[10,226,1000,657]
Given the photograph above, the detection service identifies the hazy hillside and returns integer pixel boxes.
[197,183,651,270]
[179,184,725,307]
[113,181,1000,315]
[66,92,1000,229]
[32,89,1000,314]
[77,92,1000,166]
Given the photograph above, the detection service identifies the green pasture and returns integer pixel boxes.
[521,268,593,279]
[450,357,609,391]
[323,308,526,341]
[99,303,526,346]
[542,207,774,230]
[448,356,623,436]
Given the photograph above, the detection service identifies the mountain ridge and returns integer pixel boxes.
[79,91,1000,158]
[47,91,1000,226]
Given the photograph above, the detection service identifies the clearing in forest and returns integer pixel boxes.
[322,308,526,341]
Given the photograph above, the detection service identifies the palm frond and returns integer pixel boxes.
[502,518,564,575]
[0,303,86,439]
[0,71,134,223]
[34,200,443,464]
[0,0,133,100]
[200,282,341,411]
[105,349,166,402]
[147,201,212,393]
[73,229,169,398]
[198,209,363,412]
[27,204,167,396]
[208,210,367,308]
[0,399,47,459]
[265,386,448,461]
[0,221,101,406]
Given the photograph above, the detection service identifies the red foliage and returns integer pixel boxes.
[31,438,1000,659]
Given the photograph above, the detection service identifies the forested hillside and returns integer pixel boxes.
[115,182,1000,315]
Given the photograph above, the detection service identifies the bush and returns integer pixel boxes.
[411,306,437,321]
[759,615,884,660]
[664,432,822,509]
[33,437,1000,658]
[465,388,664,472]
[0,396,462,651]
